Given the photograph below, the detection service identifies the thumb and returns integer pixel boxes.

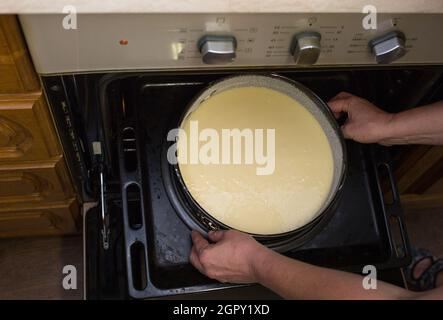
[208,230,225,242]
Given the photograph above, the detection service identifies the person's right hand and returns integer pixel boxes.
[189,229,269,284]
[328,92,394,145]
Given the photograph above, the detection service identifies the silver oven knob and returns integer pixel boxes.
[369,31,406,64]
[290,31,321,65]
[198,35,237,65]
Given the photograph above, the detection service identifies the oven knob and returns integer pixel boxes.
[290,31,321,65]
[198,35,237,65]
[369,31,406,64]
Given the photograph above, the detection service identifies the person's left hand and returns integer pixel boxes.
[189,229,269,283]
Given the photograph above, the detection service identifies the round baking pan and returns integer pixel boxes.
[163,74,347,251]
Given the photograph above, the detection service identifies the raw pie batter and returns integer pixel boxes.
[177,86,334,235]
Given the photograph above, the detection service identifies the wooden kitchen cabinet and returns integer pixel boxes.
[0,94,62,162]
[0,16,39,93]
[0,15,80,237]
[0,158,74,205]
[0,199,79,237]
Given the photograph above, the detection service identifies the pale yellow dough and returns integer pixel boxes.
[178,86,334,235]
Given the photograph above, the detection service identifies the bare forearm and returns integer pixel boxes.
[190,230,443,299]
[381,101,443,146]
[254,249,415,300]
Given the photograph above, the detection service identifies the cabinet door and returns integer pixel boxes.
[0,158,74,205]
[0,95,62,162]
[0,16,39,93]
[0,199,79,237]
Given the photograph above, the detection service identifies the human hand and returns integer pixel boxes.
[328,92,394,145]
[189,229,269,284]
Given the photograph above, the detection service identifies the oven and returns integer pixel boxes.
[19,12,443,299]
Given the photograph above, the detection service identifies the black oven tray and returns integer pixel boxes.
[92,70,411,299]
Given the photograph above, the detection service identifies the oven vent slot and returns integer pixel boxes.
[130,242,148,291]
[388,215,406,259]
[126,183,143,230]
[377,163,396,205]
[122,127,138,172]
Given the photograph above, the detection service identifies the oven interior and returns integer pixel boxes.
[43,67,443,299]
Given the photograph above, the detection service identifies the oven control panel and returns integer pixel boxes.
[20,13,443,74]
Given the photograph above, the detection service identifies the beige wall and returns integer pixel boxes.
[2,0,443,14]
